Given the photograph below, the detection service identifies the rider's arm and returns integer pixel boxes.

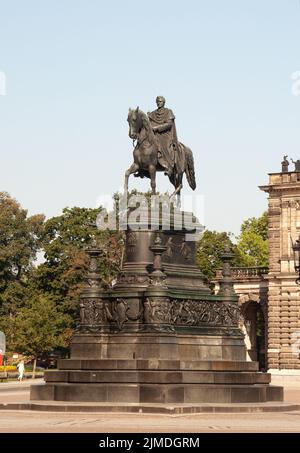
[153,121,173,133]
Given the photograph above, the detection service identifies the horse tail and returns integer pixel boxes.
[185,147,196,190]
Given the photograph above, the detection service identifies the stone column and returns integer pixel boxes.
[78,241,110,334]
[144,233,174,333]
[217,246,241,335]
[217,246,238,303]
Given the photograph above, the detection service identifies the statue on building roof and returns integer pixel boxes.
[281,155,289,173]
[291,158,300,172]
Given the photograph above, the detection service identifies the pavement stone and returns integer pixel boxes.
[0,384,300,432]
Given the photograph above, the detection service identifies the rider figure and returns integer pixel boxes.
[148,96,179,178]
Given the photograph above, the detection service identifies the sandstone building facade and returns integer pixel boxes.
[260,167,300,374]
[216,163,300,376]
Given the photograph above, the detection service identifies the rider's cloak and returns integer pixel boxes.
[148,108,184,176]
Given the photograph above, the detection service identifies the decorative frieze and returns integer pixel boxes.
[144,297,174,332]
[117,273,149,285]
[171,299,241,327]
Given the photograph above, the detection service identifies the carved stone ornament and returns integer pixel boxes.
[148,234,168,288]
[127,232,137,249]
[238,293,260,305]
[117,273,149,285]
[84,242,106,289]
[80,298,107,326]
[149,273,167,287]
[171,300,241,327]
[87,278,101,288]
[106,298,143,331]
[144,297,172,324]
[89,258,98,273]
[281,200,290,209]
[289,200,300,209]
[164,237,192,263]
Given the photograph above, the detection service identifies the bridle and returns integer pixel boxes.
[130,114,147,149]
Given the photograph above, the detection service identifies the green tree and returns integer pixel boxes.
[0,192,44,318]
[6,294,72,377]
[237,212,268,267]
[197,231,244,283]
[240,212,268,240]
[197,213,269,284]
[33,206,124,321]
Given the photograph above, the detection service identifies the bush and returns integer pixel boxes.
[0,366,17,372]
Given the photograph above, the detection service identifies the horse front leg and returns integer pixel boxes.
[149,164,156,195]
[124,163,139,194]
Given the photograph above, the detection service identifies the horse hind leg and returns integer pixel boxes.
[124,163,139,194]
[176,190,182,209]
[170,176,183,208]
[176,172,184,208]
[149,164,156,195]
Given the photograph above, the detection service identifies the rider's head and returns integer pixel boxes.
[156,96,166,109]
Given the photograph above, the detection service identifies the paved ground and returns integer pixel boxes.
[1,410,300,433]
[1,380,300,433]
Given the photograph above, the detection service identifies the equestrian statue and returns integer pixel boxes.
[125,96,196,201]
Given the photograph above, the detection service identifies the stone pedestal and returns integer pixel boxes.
[30,209,283,405]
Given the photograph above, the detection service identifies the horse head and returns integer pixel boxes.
[127,107,144,140]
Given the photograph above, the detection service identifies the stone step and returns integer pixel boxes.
[45,370,270,385]
[2,401,298,413]
[30,382,283,404]
[58,359,259,372]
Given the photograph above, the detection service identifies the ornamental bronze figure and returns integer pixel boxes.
[281,155,289,173]
[148,96,179,179]
[125,97,196,200]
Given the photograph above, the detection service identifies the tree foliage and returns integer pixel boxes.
[6,294,72,359]
[32,206,124,320]
[236,212,268,267]
[197,212,269,283]
[240,212,268,240]
[0,192,44,317]
[197,231,244,283]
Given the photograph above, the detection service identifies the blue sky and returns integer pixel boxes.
[1,0,300,235]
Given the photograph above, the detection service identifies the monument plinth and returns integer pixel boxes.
[31,208,283,405]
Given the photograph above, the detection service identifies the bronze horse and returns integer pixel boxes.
[125,107,196,199]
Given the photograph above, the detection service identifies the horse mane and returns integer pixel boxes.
[129,107,157,143]
[139,109,153,132]
[129,108,149,124]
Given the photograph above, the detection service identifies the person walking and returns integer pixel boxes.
[17,360,25,382]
